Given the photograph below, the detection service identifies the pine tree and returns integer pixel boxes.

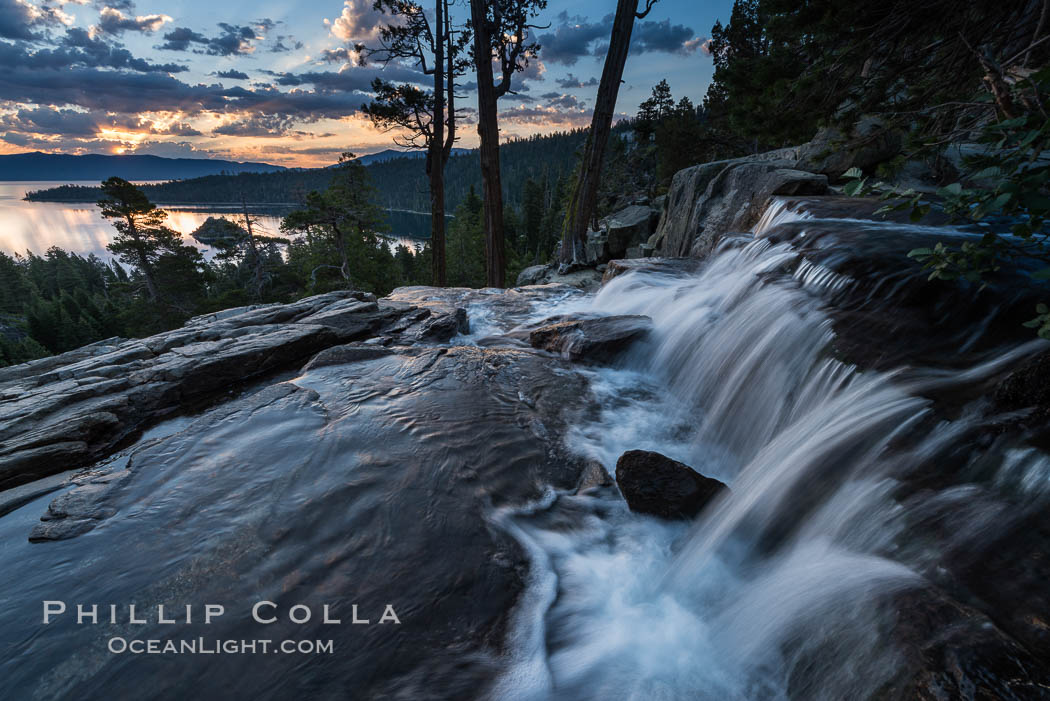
[363,0,469,286]
[98,177,181,302]
[558,0,659,264]
[522,177,545,262]
[468,0,546,286]
[282,154,387,292]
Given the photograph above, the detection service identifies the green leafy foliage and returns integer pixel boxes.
[844,63,1050,336]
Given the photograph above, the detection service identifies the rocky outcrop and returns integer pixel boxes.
[614,449,728,519]
[603,205,660,259]
[514,264,604,291]
[0,290,472,491]
[654,159,828,259]
[301,342,394,371]
[796,117,903,180]
[517,264,552,286]
[601,257,701,285]
[880,588,1050,701]
[12,335,600,698]
[651,118,907,261]
[528,314,652,362]
[579,204,662,264]
[992,348,1050,450]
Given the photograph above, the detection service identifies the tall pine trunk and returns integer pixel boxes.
[428,0,448,286]
[125,215,159,301]
[469,0,506,288]
[559,0,640,264]
[242,198,264,300]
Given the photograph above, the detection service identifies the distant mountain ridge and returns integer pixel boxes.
[353,148,472,165]
[0,152,287,182]
[25,130,590,212]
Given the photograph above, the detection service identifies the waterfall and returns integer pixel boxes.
[491,199,1044,700]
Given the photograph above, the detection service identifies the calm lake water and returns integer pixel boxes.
[0,181,430,260]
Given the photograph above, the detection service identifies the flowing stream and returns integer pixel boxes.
[489,201,1049,700]
[0,199,1047,699]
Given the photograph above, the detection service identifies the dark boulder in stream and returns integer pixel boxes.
[615,450,728,519]
[528,314,652,362]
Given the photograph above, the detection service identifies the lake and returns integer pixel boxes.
[0,181,432,261]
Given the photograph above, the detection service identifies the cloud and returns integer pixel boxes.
[497,92,593,128]
[269,35,302,53]
[268,65,422,92]
[324,0,386,44]
[555,73,598,89]
[95,7,171,35]
[0,0,71,40]
[630,19,705,56]
[133,141,201,157]
[158,22,260,55]
[320,46,354,63]
[213,114,305,138]
[536,12,610,66]
[538,92,585,110]
[0,106,203,138]
[156,26,206,51]
[0,58,383,119]
[94,0,133,11]
[517,58,545,86]
[216,67,248,79]
[0,29,189,72]
[539,12,704,65]
[153,121,201,136]
[1,106,101,136]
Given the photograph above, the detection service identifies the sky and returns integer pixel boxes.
[0,0,733,168]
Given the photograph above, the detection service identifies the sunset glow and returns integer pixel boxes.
[0,0,719,168]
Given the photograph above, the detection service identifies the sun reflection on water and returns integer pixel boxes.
[0,182,424,260]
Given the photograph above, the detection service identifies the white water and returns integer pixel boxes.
[490,201,1044,699]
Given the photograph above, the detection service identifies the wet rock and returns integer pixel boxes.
[615,450,727,519]
[517,264,553,286]
[656,158,828,259]
[601,205,660,260]
[585,229,609,263]
[528,314,651,362]
[992,348,1050,449]
[575,460,614,493]
[0,290,420,491]
[302,343,394,371]
[0,470,73,518]
[755,197,1044,373]
[939,504,1050,666]
[416,306,469,341]
[880,588,1050,701]
[383,287,472,341]
[549,267,603,291]
[13,340,599,697]
[601,257,701,285]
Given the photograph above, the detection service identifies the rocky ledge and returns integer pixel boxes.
[0,290,471,491]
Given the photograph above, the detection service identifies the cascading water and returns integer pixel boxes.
[2,199,1046,700]
[491,200,1049,700]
